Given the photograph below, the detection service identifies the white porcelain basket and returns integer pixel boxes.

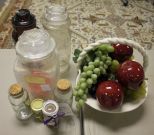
[76,38,148,113]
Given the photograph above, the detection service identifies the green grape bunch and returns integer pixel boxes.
[73,44,120,109]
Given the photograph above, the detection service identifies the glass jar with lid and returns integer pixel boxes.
[8,83,32,120]
[12,9,36,43]
[54,79,73,106]
[42,100,59,127]
[14,28,59,100]
[30,99,44,121]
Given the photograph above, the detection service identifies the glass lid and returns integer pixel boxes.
[16,28,55,60]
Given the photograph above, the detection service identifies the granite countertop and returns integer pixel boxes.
[0,0,154,50]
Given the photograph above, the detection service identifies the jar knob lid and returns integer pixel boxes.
[42,100,59,116]
[12,9,36,26]
[16,9,30,21]
[16,28,56,60]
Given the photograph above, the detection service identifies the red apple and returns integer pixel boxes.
[96,80,124,109]
[111,44,133,62]
[117,60,144,90]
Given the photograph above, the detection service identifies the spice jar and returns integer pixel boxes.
[54,79,73,106]
[42,5,71,74]
[12,9,36,42]
[14,28,59,100]
[8,83,32,120]
[30,99,44,121]
[42,100,60,127]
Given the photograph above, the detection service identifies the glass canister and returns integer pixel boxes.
[14,28,59,100]
[12,9,36,43]
[8,83,32,120]
[42,4,71,74]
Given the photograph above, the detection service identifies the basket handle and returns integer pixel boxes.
[77,38,148,71]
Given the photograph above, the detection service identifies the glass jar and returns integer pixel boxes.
[12,9,36,43]
[54,79,73,106]
[8,83,32,120]
[42,100,59,127]
[14,28,59,100]
[30,99,44,121]
[42,4,71,74]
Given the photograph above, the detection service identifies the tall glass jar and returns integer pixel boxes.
[14,28,59,100]
[8,83,32,120]
[42,5,71,74]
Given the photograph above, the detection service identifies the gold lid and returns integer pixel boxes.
[9,84,23,97]
[31,99,44,112]
[57,79,71,91]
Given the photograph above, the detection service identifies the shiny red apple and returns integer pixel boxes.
[96,80,124,109]
[117,60,144,90]
[111,43,133,62]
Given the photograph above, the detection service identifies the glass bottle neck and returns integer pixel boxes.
[57,88,70,95]
[43,5,69,25]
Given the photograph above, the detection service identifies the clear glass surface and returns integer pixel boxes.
[8,90,32,120]
[42,5,71,74]
[14,29,59,100]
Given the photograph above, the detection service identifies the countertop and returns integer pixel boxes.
[0,49,154,135]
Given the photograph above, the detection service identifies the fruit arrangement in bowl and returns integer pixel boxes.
[73,38,148,113]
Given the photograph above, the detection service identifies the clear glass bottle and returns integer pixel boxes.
[14,28,59,100]
[54,79,73,106]
[8,83,32,120]
[42,4,71,74]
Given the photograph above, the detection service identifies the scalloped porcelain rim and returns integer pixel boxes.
[75,38,148,113]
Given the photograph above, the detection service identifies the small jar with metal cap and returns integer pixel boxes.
[42,100,60,127]
[30,99,44,121]
[54,79,73,106]
[8,83,32,120]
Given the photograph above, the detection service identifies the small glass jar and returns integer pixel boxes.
[8,83,32,120]
[54,79,73,106]
[42,4,71,74]
[42,100,59,127]
[30,99,44,121]
[14,28,59,100]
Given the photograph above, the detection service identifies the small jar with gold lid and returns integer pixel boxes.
[54,79,73,106]
[8,83,32,120]
[30,99,44,121]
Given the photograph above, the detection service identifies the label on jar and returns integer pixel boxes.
[58,103,73,116]
[40,84,51,92]
[25,71,53,98]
